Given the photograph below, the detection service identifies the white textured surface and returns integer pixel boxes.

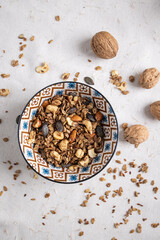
[0,0,160,239]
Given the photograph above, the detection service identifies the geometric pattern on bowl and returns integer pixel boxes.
[18,82,118,183]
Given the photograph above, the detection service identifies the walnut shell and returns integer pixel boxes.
[150,101,160,120]
[91,31,119,59]
[124,124,149,147]
[138,68,160,89]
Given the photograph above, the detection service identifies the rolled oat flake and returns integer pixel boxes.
[84,77,94,85]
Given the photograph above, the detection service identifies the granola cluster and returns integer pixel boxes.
[28,94,104,168]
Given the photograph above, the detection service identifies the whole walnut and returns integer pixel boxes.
[91,31,119,59]
[150,101,160,120]
[138,68,160,89]
[124,124,149,148]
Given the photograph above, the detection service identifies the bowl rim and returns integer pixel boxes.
[18,81,119,184]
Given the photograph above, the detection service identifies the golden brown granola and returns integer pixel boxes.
[48,39,53,44]
[95,66,102,71]
[61,73,70,80]
[55,16,60,21]
[11,60,19,67]
[79,231,84,236]
[44,193,50,198]
[1,74,10,78]
[30,36,35,41]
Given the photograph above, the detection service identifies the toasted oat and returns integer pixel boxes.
[84,189,90,193]
[88,59,91,62]
[19,53,23,59]
[113,168,117,173]
[91,218,95,224]
[151,223,159,228]
[31,198,36,201]
[116,151,121,156]
[151,180,155,186]
[50,210,56,214]
[78,219,83,224]
[61,73,70,80]
[20,44,27,51]
[80,200,88,207]
[30,36,35,41]
[114,223,120,228]
[21,181,26,184]
[44,193,50,198]
[1,74,10,78]
[0,191,3,196]
[130,229,134,233]
[8,165,13,170]
[11,60,19,67]
[113,175,116,180]
[79,231,84,236]
[115,160,121,164]
[99,195,106,202]
[106,183,111,187]
[3,186,7,191]
[18,34,24,39]
[3,137,9,142]
[107,167,113,173]
[99,177,106,181]
[136,223,142,233]
[122,164,127,171]
[95,66,102,71]
[75,72,80,78]
[33,173,38,179]
[73,77,78,82]
[134,191,139,197]
[153,187,158,194]
[55,16,60,21]
[131,178,137,183]
[111,238,117,240]
[48,39,53,44]
[129,75,135,82]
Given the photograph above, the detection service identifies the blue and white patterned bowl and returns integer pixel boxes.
[18,82,118,184]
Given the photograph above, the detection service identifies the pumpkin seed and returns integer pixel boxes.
[86,113,95,122]
[84,77,94,85]
[96,125,105,138]
[68,107,77,114]
[41,123,49,137]
[55,121,63,132]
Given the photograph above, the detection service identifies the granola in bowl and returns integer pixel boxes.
[28,94,104,169]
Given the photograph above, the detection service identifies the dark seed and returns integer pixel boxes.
[82,97,91,106]
[84,77,94,85]
[55,121,63,132]
[16,115,20,124]
[68,107,77,114]
[41,123,49,137]
[96,125,105,138]
[86,113,95,122]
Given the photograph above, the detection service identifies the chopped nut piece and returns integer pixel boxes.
[153,187,158,194]
[75,72,80,78]
[95,66,102,71]
[91,218,95,224]
[136,223,142,233]
[99,177,106,181]
[35,62,49,74]
[55,16,60,21]
[11,60,19,67]
[130,229,135,233]
[48,39,53,44]
[61,73,70,80]
[50,210,56,214]
[30,36,35,41]
[151,223,159,228]
[3,186,7,191]
[129,75,135,82]
[0,191,3,196]
[79,231,84,236]
[44,193,50,198]
[1,74,10,78]
[0,89,10,96]
[116,151,121,156]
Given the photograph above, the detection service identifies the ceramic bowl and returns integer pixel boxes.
[18,82,118,184]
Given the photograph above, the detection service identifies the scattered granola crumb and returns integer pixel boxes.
[18,34,24,39]
[3,50,5,53]
[129,75,135,82]
[151,180,155,186]
[0,191,3,196]
[44,193,50,198]
[122,123,128,130]
[151,223,159,228]
[107,167,113,173]
[80,200,88,207]
[106,183,111,187]
[78,219,83,224]
[55,16,60,21]
[30,36,35,41]
[113,168,117,173]
[50,210,56,214]
[35,62,49,73]
[142,218,147,221]
[115,160,121,164]
[73,78,78,82]
[11,60,19,67]
[111,238,117,240]
[22,64,25,67]
[153,187,158,194]
[31,198,36,201]
[21,181,26,184]
[134,191,139,197]
[88,59,92,62]
[61,73,70,80]
[22,88,26,91]
[75,72,80,78]
[1,74,10,78]
[130,229,135,233]
[128,199,130,204]
[113,175,116,180]
[136,223,142,233]
[131,178,137,183]
[42,222,45,225]
[95,66,102,71]
[8,165,13,170]
[99,195,106,202]
[84,189,90,193]
[91,218,95,224]
[79,231,84,236]
[33,173,38,179]
[19,53,23,59]
[48,39,53,44]
[114,223,120,228]
[0,119,1,124]
[3,186,7,191]
[116,151,121,156]
[20,44,27,51]
[24,194,27,197]
[99,177,106,181]
[3,137,9,142]
[122,164,127,171]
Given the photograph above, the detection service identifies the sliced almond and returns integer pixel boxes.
[88,148,97,158]
[69,129,77,143]
[82,120,92,133]
[71,115,82,122]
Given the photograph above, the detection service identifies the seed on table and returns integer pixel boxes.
[84,76,94,85]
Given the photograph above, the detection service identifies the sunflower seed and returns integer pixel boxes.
[84,77,94,85]
[41,123,49,137]
[68,107,77,114]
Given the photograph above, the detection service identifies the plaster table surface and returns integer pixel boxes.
[0,0,160,240]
